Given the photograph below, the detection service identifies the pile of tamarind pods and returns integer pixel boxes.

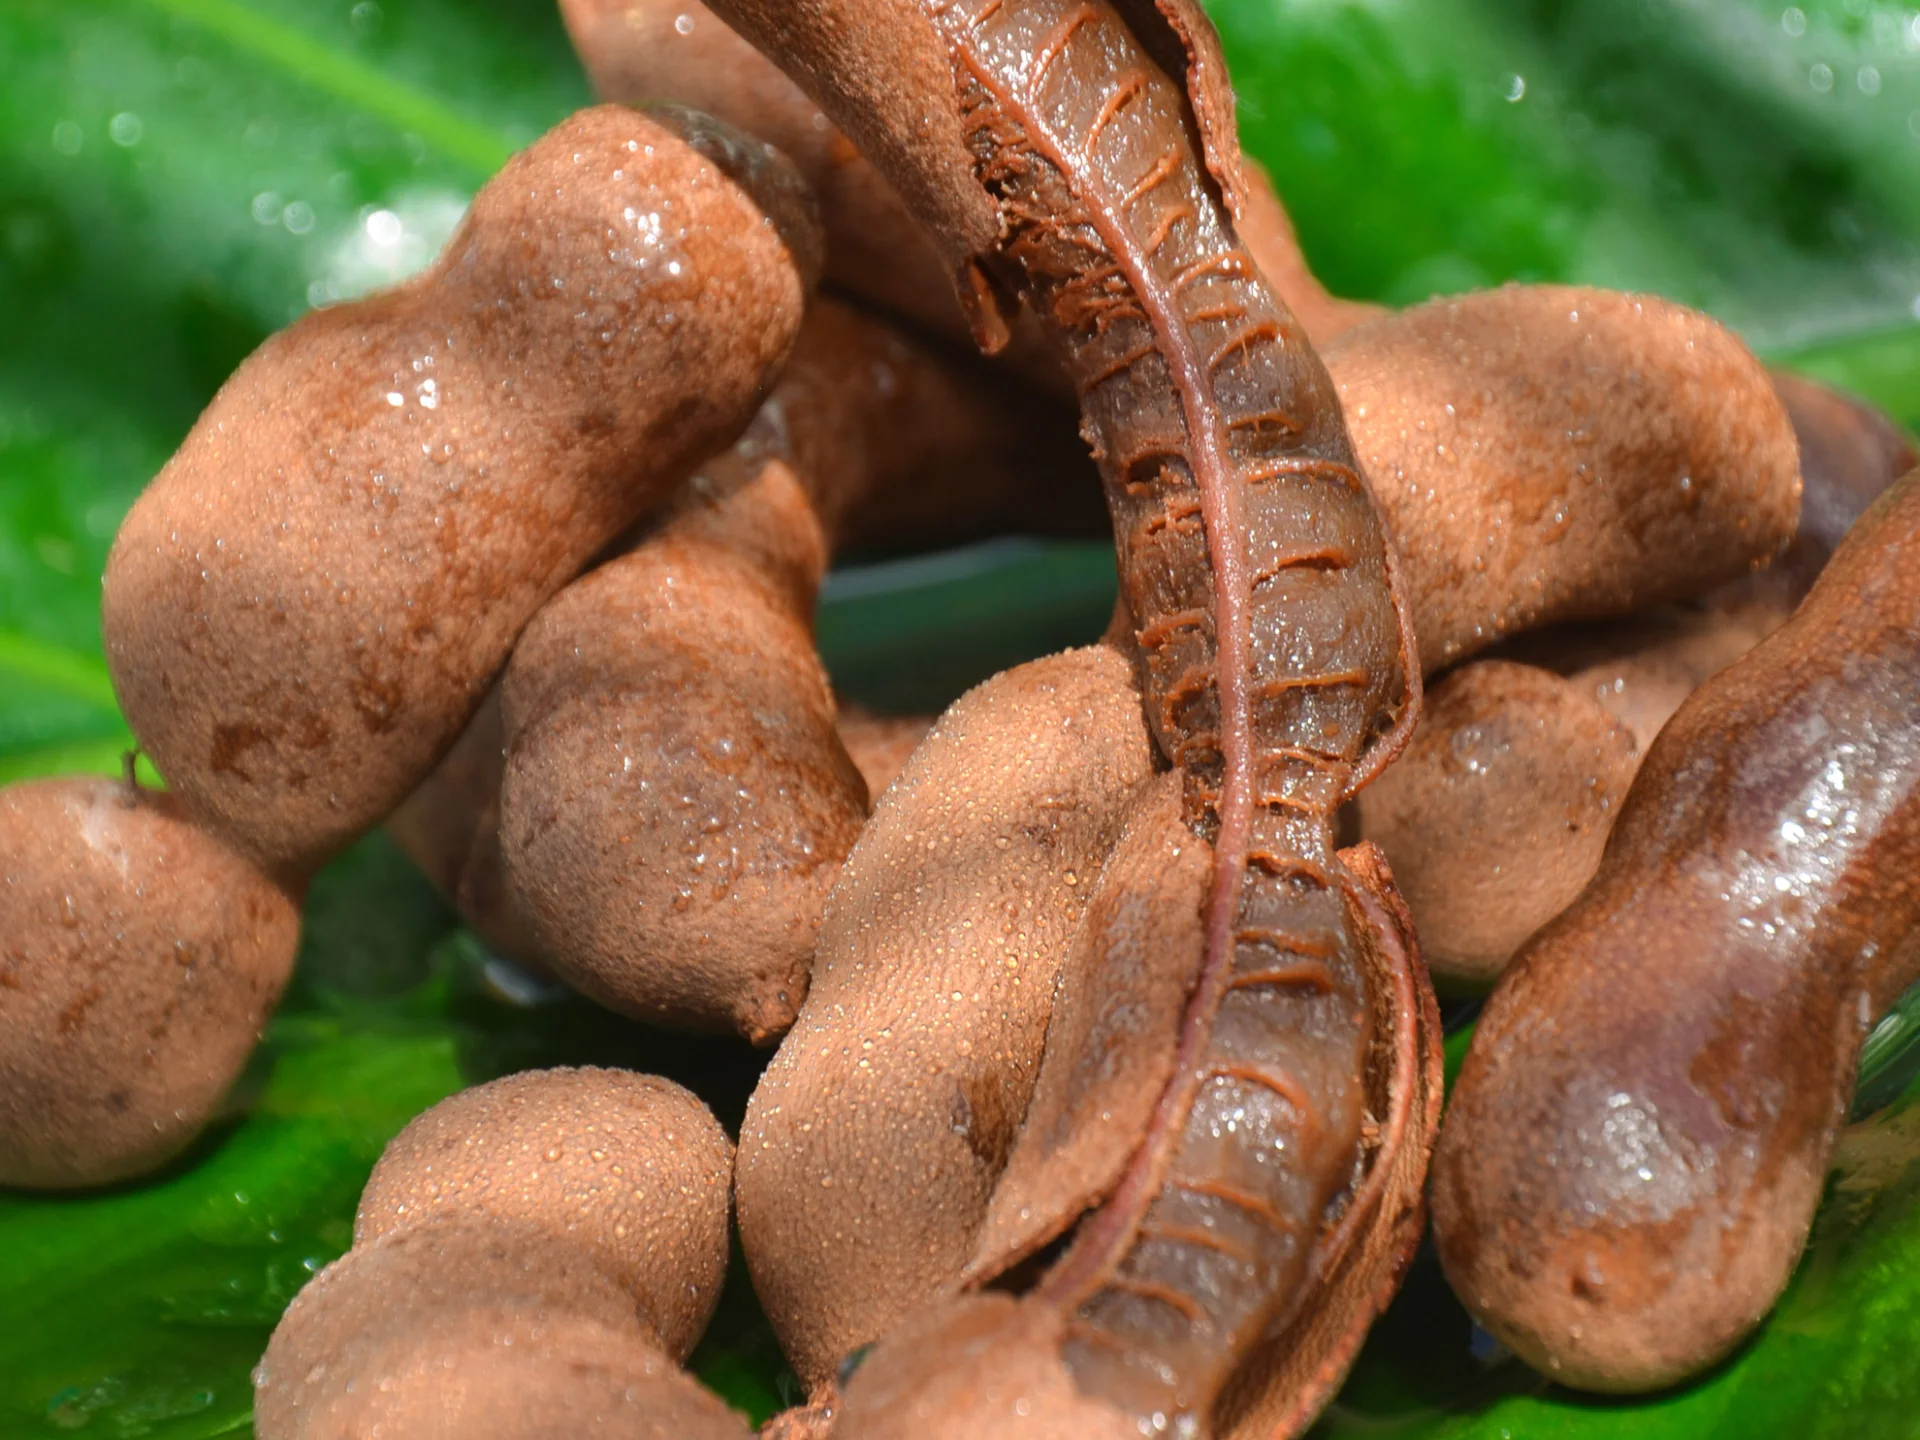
[3,0,1917,1435]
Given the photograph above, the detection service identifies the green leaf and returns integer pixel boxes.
[3,0,1919,1437]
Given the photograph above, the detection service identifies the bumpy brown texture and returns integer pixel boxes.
[1325,285,1799,672]
[500,460,860,1041]
[0,777,300,1189]
[1354,662,1639,986]
[1433,470,1920,1393]
[1504,370,1919,752]
[255,1220,751,1440]
[964,771,1208,1283]
[102,105,816,880]
[353,1067,732,1358]
[836,1295,1139,1440]
[387,295,1101,1028]
[735,643,1157,1390]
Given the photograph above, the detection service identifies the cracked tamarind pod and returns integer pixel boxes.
[1432,469,1920,1394]
[703,2,1447,1435]
[101,103,820,883]
[563,0,1375,355]
[393,294,1098,1040]
[0,775,301,1189]
[256,1070,746,1439]
[735,641,1159,1387]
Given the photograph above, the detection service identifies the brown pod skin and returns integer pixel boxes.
[498,460,859,1042]
[102,104,818,881]
[255,1219,752,1440]
[387,295,1102,1018]
[1354,661,1640,987]
[0,776,300,1189]
[735,642,1157,1391]
[354,1067,733,1358]
[1510,370,1918,754]
[382,689,537,965]
[1433,470,1920,1393]
[1324,284,1800,673]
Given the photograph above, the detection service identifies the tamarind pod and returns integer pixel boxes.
[102,105,819,881]
[0,776,301,1189]
[1497,371,1915,754]
[735,642,1157,1390]
[499,459,863,1041]
[1323,284,1800,674]
[353,1068,733,1359]
[1353,661,1640,988]
[1432,469,1920,1393]
[833,704,936,802]
[704,0,1423,1427]
[926,6,1415,1432]
[381,687,540,966]
[254,1219,753,1440]
[832,838,1442,1440]
[1760,369,1919,604]
[390,294,1099,1034]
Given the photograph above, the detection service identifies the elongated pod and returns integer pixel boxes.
[395,295,1097,1037]
[103,105,818,880]
[255,1220,753,1440]
[1433,470,1920,1392]
[1323,285,1800,672]
[708,1,1422,1430]
[735,642,1157,1387]
[353,1068,733,1358]
[0,776,300,1188]
[259,1071,743,1437]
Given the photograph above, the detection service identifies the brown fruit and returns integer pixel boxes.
[498,461,863,1041]
[102,104,817,881]
[735,642,1157,1390]
[354,1067,733,1358]
[1432,471,1920,1392]
[0,776,299,1189]
[1354,661,1640,986]
[255,1219,751,1440]
[1326,284,1800,672]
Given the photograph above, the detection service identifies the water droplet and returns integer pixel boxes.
[1503,73,1526,103]
[675,11,695,33]
[1781,6,1806,37]
[282,201,315,235]
[1859,65,1881,96]
[1809,62,1834,92]
[50,120,82,155]
[109,112,143,147]
[252,191,283,226]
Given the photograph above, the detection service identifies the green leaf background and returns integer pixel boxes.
[4,0,1920,1435]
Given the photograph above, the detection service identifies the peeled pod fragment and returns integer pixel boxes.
[1433,470,1920,1393]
